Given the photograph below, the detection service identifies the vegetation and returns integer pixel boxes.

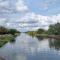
[37,29,46,34]
[48,23,60,35]
[0,35,15,47]
[0,26,20,36]
[9,29,20,37]
[26,31,37,37]
[0,26,20,47]
[26,29,47,37]
[0,26,9,34]
[27,23,60,37]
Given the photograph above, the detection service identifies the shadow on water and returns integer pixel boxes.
[36,36,44,41]
[49,38,60,50]
[27,34,44,41]
[28,34,60,51]
[36,35,60,50]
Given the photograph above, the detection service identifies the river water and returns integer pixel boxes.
[0,33,60,60]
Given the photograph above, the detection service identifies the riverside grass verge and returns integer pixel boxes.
[0,26,20,47]
[0,34,16,47]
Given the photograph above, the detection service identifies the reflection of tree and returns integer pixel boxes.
[49,39,60,50]
[36,36,44,41]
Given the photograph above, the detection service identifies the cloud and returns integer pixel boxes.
[16,0,28,12]
[0,17,7,26]
[0,0,60,32]
[38,0,57,10]
[20,13,60,30]
[5,11,60,32]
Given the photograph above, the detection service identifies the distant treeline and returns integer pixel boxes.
[0,26,20,35]
[26,22,60,36]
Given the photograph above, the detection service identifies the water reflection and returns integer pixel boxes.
[0,33,60,60]
[36,36,60,50]
[49,39,60,50]
[36,36,44,41]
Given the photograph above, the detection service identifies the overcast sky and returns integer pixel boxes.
[0,0,60,32]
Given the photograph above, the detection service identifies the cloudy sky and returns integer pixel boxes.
[0,0,60,32]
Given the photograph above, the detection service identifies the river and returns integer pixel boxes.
[0,33,60,60]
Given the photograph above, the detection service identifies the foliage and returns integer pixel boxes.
[37,29,46,34]
[48,23,60,35]
[0,26,20,36]
[9,29,20,36]
[27,31,37,37]
[0,35,15,47]
[26,23,60,37]
[0,26,9,34]
[0,26,20,47]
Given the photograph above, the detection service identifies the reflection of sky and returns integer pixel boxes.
[0,33,60,60]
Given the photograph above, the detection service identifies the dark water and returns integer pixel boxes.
[0,33,60,60]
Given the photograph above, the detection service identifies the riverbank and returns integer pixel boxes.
[0,26,21,47]
[26,32,60,39]
[36,34,60,39]
[0,34,16,47]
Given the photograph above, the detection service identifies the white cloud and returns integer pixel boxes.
[16,0,28,12]
[0,18,7,26]
[38,0,57,10]
[20,13,60,30]
[5,11,60,31]
[0,0,60,32]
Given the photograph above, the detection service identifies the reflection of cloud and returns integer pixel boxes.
[37,39,49,52]
[0,34,60,60]
[14,34,50,54]
[16,54,27,60]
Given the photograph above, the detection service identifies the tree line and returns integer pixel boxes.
[0,26,20,35]
[27,22,60,36]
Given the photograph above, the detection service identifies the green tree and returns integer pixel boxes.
[0,26,9,34]
[48,23,60,35]
[37,29,45,34]
[0,26,20,35]
[9,29,20,35]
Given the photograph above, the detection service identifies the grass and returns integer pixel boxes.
[0,34,15,47]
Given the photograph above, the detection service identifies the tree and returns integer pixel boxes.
[48,23,60,35]
[37,29,45,34]
[9,29,20,35]
[0,26,20,35]
[0,26,9,34]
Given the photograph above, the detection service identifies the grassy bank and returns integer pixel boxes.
[0,34,16,47]
[0,26,20,47]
